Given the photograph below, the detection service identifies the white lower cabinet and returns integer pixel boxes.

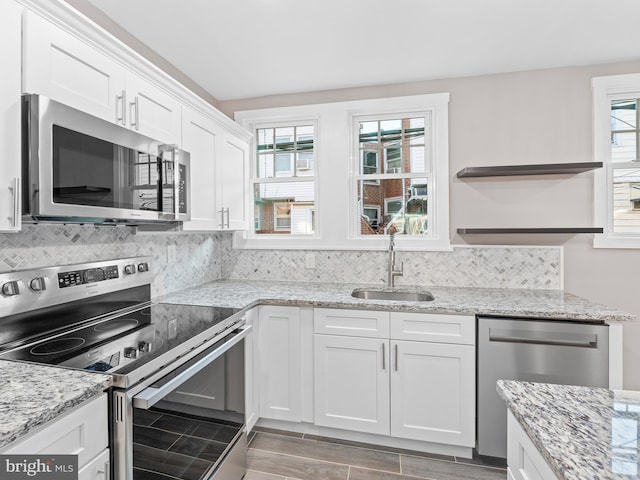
[313,308,475,448]
[507,410,556,480]
[1,394,109,480]
[390,340,475,446]
[258,305,303,422]
[314,334,390,435]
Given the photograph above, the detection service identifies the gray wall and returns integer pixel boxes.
[220,61,640,390]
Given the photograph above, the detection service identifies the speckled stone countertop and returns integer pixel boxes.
[158,280,635,323]
[498,380,640,480]
[0,360,112,450]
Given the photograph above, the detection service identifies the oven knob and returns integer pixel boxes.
[1,280,24,297]
[137,262,149,273]
[29,277,47,292]
[138,341,152,353]
[123,264,136,275]
[124,347,138,359]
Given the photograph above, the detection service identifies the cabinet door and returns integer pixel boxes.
[181,107,220,231]
[507,410,556,480]
[78,449,109,480]
[2,395,108,468]
[314,334,390,435]
[23,11,125,122]
[218,132,249,230]
[125,72,182,144]
[390,340,475,446]
[258,306,302,422]
[0,0,22,232]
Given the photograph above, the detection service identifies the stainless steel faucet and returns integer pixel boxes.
[387,231,403,287]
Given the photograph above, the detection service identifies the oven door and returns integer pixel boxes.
[114,324,250,480]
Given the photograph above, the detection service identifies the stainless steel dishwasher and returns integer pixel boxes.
[476,316,609,458]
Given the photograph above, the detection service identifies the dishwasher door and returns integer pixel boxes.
[476,317,609,458]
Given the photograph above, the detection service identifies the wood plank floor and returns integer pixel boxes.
[246,427,507,480]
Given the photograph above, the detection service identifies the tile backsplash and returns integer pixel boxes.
[219,235,562,290]
[0,225,562,295]
[0,225,224,298]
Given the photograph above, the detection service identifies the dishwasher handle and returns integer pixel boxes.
[133,324,252,409]
[488,331,598,348]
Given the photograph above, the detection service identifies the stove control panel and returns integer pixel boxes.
[0,256,152,318]
[58,265,119,288]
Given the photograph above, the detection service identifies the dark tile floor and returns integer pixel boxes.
[246,427,507,480]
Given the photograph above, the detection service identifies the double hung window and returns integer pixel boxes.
[355,116,430,236]
[593,74,640,248]
[253,124,316,235]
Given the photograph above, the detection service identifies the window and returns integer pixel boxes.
[593,74,640,248]
[253,124,316,235]
[234,93,449,250]
[355,116,431,236]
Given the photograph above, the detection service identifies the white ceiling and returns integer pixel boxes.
[86,0,640,101]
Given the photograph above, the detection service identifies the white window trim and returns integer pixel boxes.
[233,93,450,251]
[593,73,640,249]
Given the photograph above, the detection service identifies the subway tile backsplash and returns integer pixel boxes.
[0,226,562,295]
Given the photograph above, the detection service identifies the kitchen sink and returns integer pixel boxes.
[351,288,434,302]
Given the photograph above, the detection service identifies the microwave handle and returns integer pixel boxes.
[133,324,252,410]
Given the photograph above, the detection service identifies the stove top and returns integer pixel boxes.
[0,257,242,387]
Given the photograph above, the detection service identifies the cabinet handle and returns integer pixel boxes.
[394,344,398,371]
[219,209,225,228]
[382,343,386,370]
[115,90,126,125]
[9,178,20,228]
[225,207,230,228]
[97,460,110,480]
[130,97,139,130]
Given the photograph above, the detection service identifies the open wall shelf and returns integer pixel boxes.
[457,227,604,235]
[456,162,602,178]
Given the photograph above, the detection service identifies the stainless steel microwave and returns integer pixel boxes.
[22,94,190,225]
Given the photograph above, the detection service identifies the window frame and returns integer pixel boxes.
[593,73,640,249]
[234,93,450,251]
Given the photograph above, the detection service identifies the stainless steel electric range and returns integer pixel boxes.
[0,257,250,480]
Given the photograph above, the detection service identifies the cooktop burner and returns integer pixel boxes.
[30,337,86,355]
[94,318,139,332]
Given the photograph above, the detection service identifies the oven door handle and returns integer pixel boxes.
[133,324,252,410]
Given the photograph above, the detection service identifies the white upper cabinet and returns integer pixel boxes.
[123,71,182,145]
[181,108,251,231]
[181,106,220,231]
[23,10,126,123]
[0,0,22,232]
[22,10,181,144]
[218,132,250,230]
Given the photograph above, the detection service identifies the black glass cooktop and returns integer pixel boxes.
[0,297,240,375]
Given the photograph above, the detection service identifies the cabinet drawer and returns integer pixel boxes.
[390,312,475,345]
[314,308,389,338]
[2,394,108,468]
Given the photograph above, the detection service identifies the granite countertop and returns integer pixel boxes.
[0,360,112,450]
[497,380,640,480]
[158,280,635,323]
